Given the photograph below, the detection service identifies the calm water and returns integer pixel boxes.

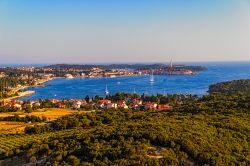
[20,62,250,100]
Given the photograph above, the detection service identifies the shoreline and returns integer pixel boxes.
[4,91,35,101]
[2,78,54,101]
[3,73,208,101]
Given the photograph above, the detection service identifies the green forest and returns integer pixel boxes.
[0,68,39,99]
[0,90,249,166]
[209,79,250,94]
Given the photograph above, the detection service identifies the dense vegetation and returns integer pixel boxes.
[0,68,40,99]
[0,77,22,98]
[0,68,35,78]
[0,115,46,123]
[0,107,17,113]
[0,130,78,161]
[209,79,250,94]
[0,91,249,165]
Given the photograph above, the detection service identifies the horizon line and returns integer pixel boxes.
[1,60,250,65]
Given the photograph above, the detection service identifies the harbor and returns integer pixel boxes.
[18,62,250,100]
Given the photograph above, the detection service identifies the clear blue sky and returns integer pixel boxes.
[0,0,249,64]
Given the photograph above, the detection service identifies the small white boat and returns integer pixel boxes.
[105,85,109,95]
[149,70,154,83]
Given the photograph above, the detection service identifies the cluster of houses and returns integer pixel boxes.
[88,68,138,78]
[0,100,40,111]
[14,66,36,72]
[0,72,6,78]
[63,67,140,79]
[0,97,172,112]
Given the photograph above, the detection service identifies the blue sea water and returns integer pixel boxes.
[20,62,250,100]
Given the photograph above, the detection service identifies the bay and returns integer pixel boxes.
[20,62,250,100]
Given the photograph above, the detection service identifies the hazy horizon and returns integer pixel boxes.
[1,60,250,66]
[0,0,250,64]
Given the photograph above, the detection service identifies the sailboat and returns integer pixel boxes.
[105,85,109,96]
[149,70,155,83]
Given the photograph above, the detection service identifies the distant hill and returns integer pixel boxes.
[45,63,207,71]
[209,79,250,94]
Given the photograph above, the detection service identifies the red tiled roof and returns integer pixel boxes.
[98,100,111,104]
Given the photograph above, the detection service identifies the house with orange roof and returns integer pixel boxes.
[157,104,172,111]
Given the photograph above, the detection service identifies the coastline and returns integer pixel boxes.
[2,78,54,101]
[4,90,35,101]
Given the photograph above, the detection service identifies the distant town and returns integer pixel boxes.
[1,62,207,78]
[0,93,176,114]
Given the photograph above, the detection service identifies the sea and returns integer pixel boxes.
[19,62,250,100]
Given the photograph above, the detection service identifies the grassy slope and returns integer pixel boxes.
[0,108,78,134]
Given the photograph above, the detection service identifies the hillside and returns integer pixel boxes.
[0,92,249,165]
[209,79,250,94]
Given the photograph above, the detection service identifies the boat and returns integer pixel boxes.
[149,70,154,83]
[105,85,109,96]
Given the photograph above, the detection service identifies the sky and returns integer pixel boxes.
[0,0,250,64]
